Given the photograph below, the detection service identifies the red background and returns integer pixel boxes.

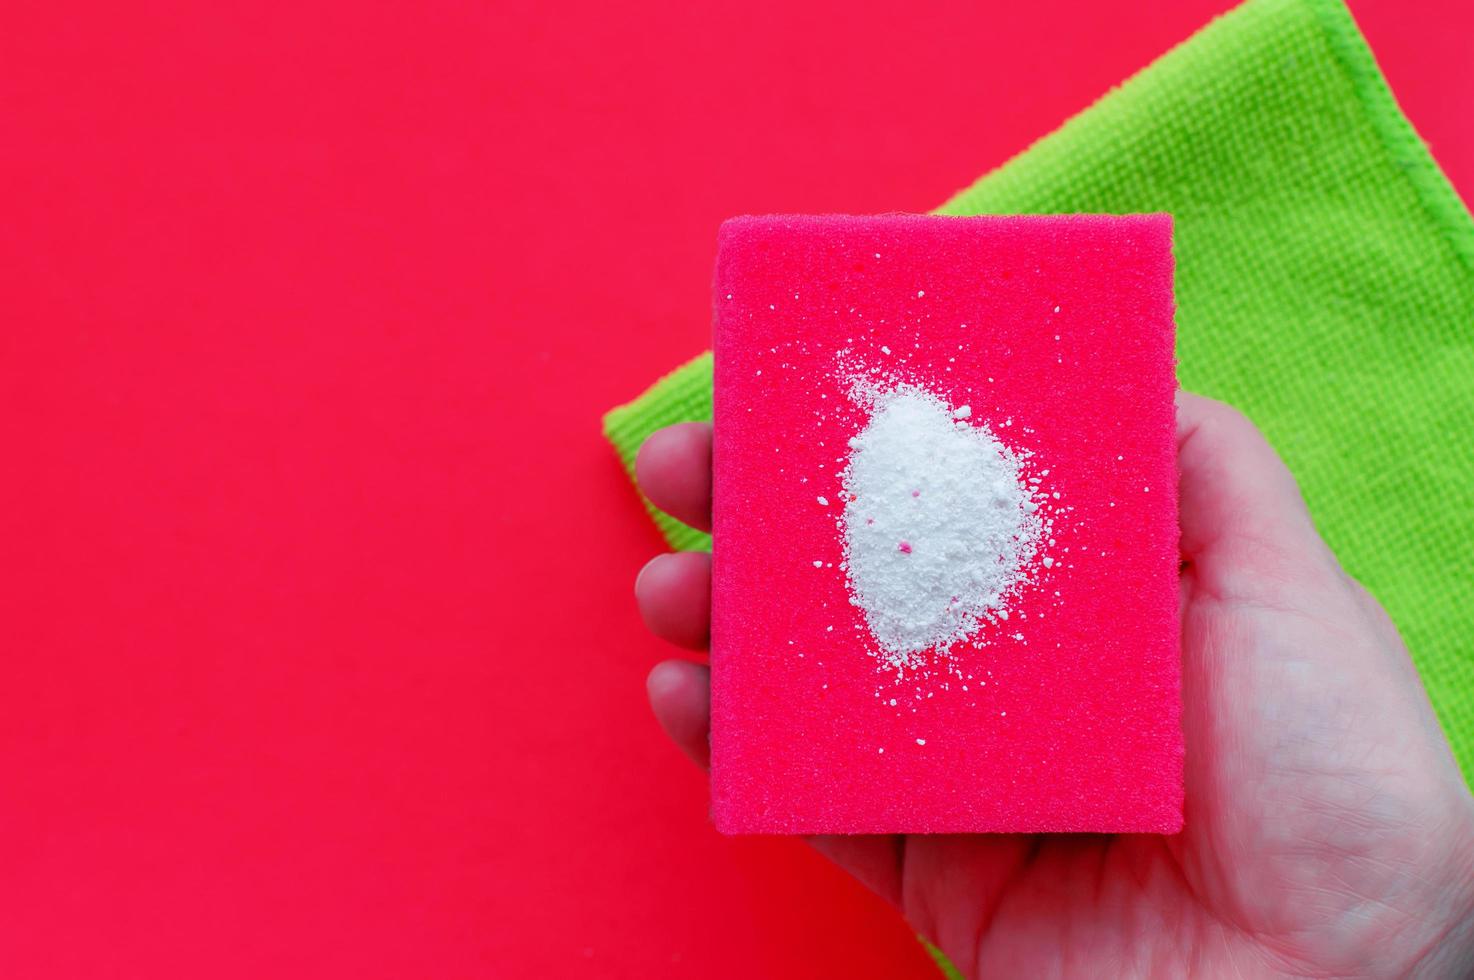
[1,1,1469,977]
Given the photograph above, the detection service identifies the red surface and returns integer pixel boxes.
[0,1,1468,977]
[712,215,1180,833]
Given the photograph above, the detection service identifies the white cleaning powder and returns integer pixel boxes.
[839,378,1045,669]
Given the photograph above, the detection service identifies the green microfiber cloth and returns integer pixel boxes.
[605,0,1474,789]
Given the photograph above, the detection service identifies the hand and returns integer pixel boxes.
[632,393,1474,978]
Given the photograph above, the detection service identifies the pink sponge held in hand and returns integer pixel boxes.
[710,213,1182,835]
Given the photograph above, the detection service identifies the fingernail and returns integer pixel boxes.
[646,661,683,700]
[635,554,667,596]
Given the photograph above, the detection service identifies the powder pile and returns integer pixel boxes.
[839,379,1045,668]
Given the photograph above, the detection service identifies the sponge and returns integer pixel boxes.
[710,213,1181,835]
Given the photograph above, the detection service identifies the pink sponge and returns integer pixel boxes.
[710,214,1181,834]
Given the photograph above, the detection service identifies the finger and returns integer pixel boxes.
[1175,391,1336,589]
[646,659,711,768]
[811,833,1037,964]
[635,552,711,650]
[808,835,906,907]
[635,422,713,533]
[892,834,1038,967]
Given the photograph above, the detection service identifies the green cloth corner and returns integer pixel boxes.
[603,0,1474,970]
[923,938,967,979]
[603,351,714,552]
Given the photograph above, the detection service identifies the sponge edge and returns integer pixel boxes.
[711,213,1181,835]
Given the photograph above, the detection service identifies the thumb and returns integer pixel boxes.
[1175,391,1338,600]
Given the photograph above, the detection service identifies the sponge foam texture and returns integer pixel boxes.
[711,213,1181,834]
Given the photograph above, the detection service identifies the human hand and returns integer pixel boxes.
[632,392,1474,977]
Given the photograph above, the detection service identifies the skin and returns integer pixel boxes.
[632,393,1474,978]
